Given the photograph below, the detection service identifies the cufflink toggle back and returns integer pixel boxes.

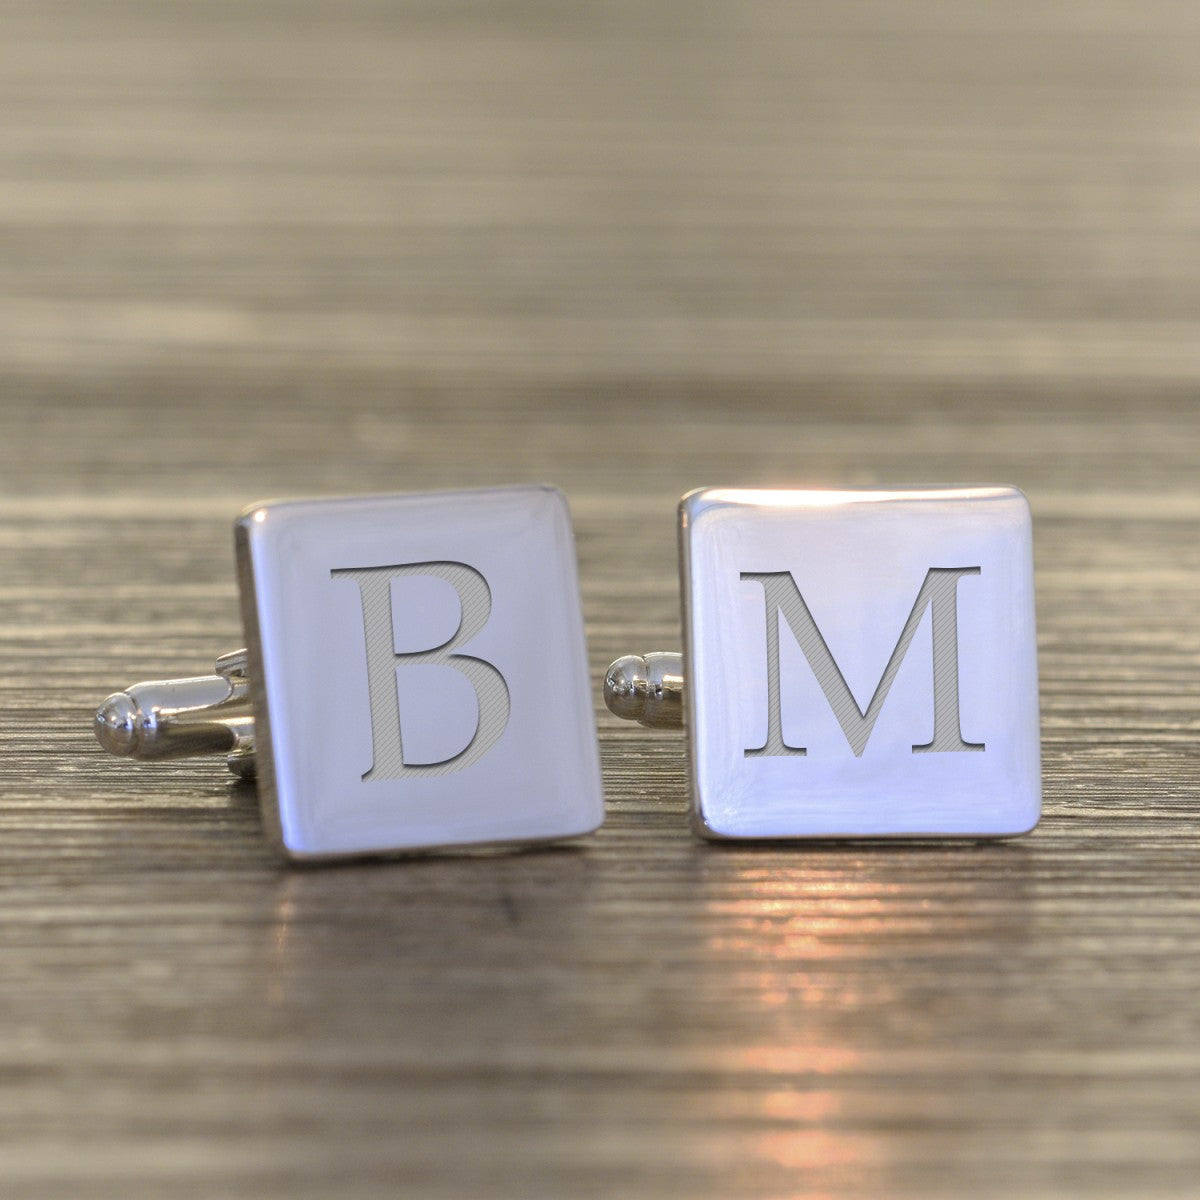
[605,487,1041,839]
[95,486,604,861]
[96,649,257,778]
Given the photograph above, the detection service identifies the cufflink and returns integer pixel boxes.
[95,485,604,860]
[605,487,1041,839]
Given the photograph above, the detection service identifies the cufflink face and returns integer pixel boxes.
[236,485,603,859]
[680,487,1040,838]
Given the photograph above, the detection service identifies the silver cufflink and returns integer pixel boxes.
[605,487,1041,839]
[95,486,604,861]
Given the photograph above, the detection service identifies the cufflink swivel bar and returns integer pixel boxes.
[94,650,257,779]
[603,651,685,730]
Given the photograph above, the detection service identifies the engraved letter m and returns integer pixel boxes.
[742,567,984,758]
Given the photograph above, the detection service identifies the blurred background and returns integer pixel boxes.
[2,1,1198,472]
[0,2,1198,1198]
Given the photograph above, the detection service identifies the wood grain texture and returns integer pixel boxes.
[0,2,1198,1197]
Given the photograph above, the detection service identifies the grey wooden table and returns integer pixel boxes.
[1,2,1198,1197]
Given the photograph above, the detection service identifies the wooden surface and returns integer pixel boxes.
[1,2,1198,1196]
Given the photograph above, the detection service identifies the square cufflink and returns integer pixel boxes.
[605,487,1041,838]
[95,485,604,860]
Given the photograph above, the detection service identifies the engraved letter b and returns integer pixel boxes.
[331,562,511,781]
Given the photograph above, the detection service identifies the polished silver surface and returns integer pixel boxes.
[94,649,256,778]
[679,486,1041,838]
[236,485,603,860]
[93,486,603,860]
[603,652,684,729]
[605,487,1042,839]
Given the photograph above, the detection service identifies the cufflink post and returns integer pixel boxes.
[94,649,257,779]
[603,651,685,729]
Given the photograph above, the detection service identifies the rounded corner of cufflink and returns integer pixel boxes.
[997,480,1031,502]
[981,483,1034,526]
[235,500,273,529]
[531,481,569,503]
[678,488,720,525]
[688,796,733,841]
[1006,795,1043,838]
[536,482,578,526]
[570,807,607,843]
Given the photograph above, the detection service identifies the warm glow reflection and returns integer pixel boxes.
[265,886,297,1006]
[702,865,925,976]
[696,860,901,1188]
[761,1089,839,1123]
[725,1044,862,1076]
[756,1129,877,1172]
